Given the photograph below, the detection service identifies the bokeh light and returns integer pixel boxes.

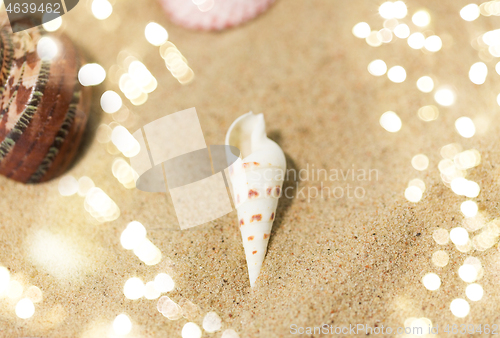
[409,318,433,335]
[378,28,393,43]
[432,250,449,267]
[464,257,482,274]
[456,239,473,253]
[469,62,488,85]
[120,222,161,265]
[182,322,202,338]
[411,154,429,171]
[145,22,169,46]
[144,281,161,300]
[84,187,120,222]
[25,286,43,303]
[124,278,145,300]
[42,16,62,31]
[455,117,476,138]
[482,29,500,46]
[119,62,157,104]
[424,35,442,52]
[161,42,195,84]
[394,23,410,38]
[101,91,122,114]
[393,1,408,18]
[432,228,450,245]
[441,143,462,159]
[417,105,439,121]
[408,32,425,49]
[387,66,406,83]
[15,298,35,319]
[380,111,402,132]
[408,178,426,192]
[450,298,470,318]
[129,61,156,89]
[133,238,162,266]
[368,59,387,76]
[458,264,478,283]
[452,179,480,198]
[366,31,382,47]
[91,0,112,20]
[78,64,106,86]
[221,329,240,338]
[120,221,147,250]
[77,176,95,197]
[450,227,469,246]
[463,213,487,232]
[203,312,222,333]
[422,273,441,291]
[111,126,141,157]
[472,221,500,251]
[434,88,456,106]
[461,4,480,21]
[154,273,175,293]
[416,76,434,93]
[454,149,481,170]
[439,158,466,183]
[112,158,138,189]
[461,201,478,218]
[379,2,396,19]
[157,296,183,320]
[466,283,483,301]
[58,175,79,196]
[37,37,58,60]
[352,22,371,38]
[412,10,431,27]
[383,18,399,31]
[113,314,132,335]
[405,186,423,202]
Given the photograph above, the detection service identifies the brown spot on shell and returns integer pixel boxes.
[270,212,274,220]
[248,236,254,241]
[275,186,281,196]
[15,85,32,113]
[26,52,38,69]
[239,219,244,226]
[252,251,257,255]
[263,234,270,239]
[250,214,262,222]
[266,187,272,196]
[243,161,260,168]
[248,189,259,198]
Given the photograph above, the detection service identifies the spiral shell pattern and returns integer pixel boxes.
[0,23,90,183]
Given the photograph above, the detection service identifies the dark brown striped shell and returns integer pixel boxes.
[0,24,90,183]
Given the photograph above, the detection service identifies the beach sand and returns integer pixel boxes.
[1,0,500,336]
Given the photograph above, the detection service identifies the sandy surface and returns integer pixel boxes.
[1,0,500,337]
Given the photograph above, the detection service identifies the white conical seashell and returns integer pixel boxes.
[225,112,286,287]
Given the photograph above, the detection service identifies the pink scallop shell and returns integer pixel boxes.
[159,0,275,31]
